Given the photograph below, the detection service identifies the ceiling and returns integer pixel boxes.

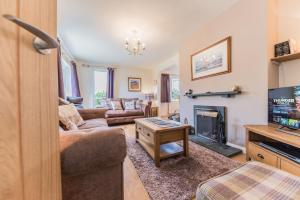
[58,0,239,68]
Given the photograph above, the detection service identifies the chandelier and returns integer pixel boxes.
[124,31,146,56]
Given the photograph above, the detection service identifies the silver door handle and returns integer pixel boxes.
[3,14,59,55]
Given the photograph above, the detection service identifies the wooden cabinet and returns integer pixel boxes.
[140,127,155,144]
[245,125,300,176]
[135,119,190,167]
[150,106,158,117]
[280,158,300,176]
[248,142,278,167]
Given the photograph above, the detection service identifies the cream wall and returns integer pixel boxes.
[179,0,275,147]
[114,67,154,99]
[77,61,154,108]
[277,0,300,87]
[153,54,180,116]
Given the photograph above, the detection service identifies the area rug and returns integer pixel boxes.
[126,134,241,200]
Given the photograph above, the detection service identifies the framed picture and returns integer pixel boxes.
[128,77,142,92]
[191,36,231,80]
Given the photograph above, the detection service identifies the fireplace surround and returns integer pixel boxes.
[190,105,242,157]
[194,105,226,144]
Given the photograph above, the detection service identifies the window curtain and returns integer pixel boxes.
[107,68,114,98]
[161,73,170,103]
[70,61,81,97]
[57,38,65,99]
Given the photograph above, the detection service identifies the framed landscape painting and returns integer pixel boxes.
[191,36,231,80]
[128,77,142,92]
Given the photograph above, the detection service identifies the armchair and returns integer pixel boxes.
[60,127,126,200]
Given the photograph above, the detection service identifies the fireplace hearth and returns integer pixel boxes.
[190,105,242,157]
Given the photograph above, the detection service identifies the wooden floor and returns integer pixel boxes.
[122,124,246,200]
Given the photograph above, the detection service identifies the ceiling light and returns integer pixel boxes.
[124,30,146,56]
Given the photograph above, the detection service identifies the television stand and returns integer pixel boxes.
[245,125,300,176]
[277,125,300,137]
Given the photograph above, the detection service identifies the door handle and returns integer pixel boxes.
[3,14,59,55]
[257,153,264,160]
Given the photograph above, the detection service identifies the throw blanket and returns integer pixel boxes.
[197,161,300,200]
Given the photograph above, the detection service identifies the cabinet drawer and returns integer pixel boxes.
[160,130,184,144]
[136,123,143,133]
[140,128,154,144]
[280,158,300,176]
[249,142,278,167]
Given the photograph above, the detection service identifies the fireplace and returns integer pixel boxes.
[190,105,241,157]
[194,105,226,143]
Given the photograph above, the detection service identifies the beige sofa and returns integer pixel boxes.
[59,108,126,200]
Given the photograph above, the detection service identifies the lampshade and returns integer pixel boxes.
[144,93,154,100]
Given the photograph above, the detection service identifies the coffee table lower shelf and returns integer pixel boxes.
[137,139,184,162]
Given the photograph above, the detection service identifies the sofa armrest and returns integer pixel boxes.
[142,101,152,117]
[77,108,108,120]
[60,127,126,176]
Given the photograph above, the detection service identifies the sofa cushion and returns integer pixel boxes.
[106,115,144,125]
[125,110,144,116]
[135,100,144,110]
[123,100,135,110]
[98,99,112,109]
[105,110,144,118]
[60,127,126,175]
[59,104,85,130]
[59,97,70,105]
[110,100,123,110]
[78,118,108,130]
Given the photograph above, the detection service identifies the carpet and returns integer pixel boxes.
[126,134,241,200]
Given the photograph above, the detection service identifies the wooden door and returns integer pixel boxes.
[0,0,61,200]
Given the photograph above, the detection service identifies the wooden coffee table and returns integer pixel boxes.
[134,118,190,167]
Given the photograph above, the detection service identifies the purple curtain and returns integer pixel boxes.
[57,38,65,99]
[70,61,81,97]
[107,68,114,98]
[161,73,170,103]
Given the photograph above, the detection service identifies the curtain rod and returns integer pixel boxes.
[80,63,117,69]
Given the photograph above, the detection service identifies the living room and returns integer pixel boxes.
[1,0,300,200]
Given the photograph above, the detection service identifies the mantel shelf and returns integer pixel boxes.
[184,89,242,99]
[271,52,300,64]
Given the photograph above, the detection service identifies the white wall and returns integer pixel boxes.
[153,54,180,116]
[115,67,154,99]
[179,0,275,147]
[277,0,300,87]
[77,61,154,108]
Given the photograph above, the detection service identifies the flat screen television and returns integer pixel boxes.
[268,86,300,130]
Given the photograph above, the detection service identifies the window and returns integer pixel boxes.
[94,70,107,106]
[170,77,180,101]
[62,59,72,97]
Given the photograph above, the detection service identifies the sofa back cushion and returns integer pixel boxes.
[98,99,113,109]
[135,100,144,110]
[59,97,70,106]
[123,100,135,110]
[110,100,123,110]
[59,104,85,130]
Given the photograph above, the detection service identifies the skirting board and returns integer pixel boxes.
[227,142,246,154]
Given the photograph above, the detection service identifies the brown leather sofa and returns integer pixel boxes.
[59,108,126,200]
[104,98,152,126]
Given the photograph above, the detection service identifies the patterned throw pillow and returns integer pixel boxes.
[110,100,123,110]
[124,100,135,110]
[59,104,85,130]
[59,97,70,105]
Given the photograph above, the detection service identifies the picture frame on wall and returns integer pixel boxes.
[128,77,142,92]
[191,36,231,80]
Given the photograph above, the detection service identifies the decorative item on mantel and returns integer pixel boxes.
[274,39,297,57]
[184,85,241,99]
